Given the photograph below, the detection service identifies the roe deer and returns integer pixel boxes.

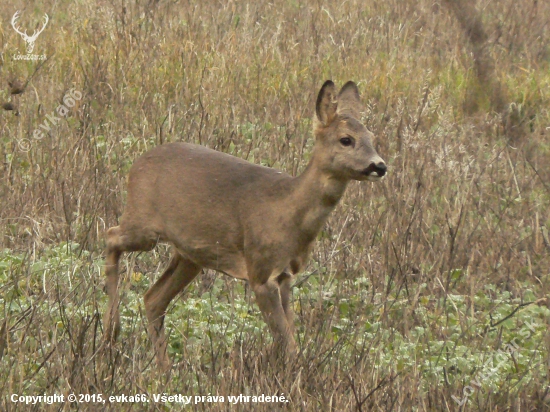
[103,80,387,369]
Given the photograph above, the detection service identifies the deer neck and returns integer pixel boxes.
[288,155,349,239]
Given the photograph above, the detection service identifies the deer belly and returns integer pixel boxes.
[175,244,249,280]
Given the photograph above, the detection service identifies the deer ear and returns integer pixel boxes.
[316,80,338,126]
[337,81,362,118]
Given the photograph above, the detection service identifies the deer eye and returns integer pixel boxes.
[339,137,354,147]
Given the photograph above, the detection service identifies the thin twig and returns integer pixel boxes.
[489,301,537,328]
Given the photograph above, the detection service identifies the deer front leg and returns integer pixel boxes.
[251,278,296,357]
[277,272,295,336]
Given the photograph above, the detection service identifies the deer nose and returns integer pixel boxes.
[372,162,387,177]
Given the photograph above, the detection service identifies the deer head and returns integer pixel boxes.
[11,11,49,54]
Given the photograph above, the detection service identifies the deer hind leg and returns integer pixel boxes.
[103,224,157,344]
[252,277,296,357]
[277,272,295,336]
[144,253,201,370]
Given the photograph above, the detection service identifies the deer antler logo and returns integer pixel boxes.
[11,11,49,54]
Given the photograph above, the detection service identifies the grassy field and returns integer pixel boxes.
[1,0,550,410]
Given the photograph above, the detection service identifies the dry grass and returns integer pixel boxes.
[1,0,550,410]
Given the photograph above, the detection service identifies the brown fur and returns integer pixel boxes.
[103,81,387,369]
